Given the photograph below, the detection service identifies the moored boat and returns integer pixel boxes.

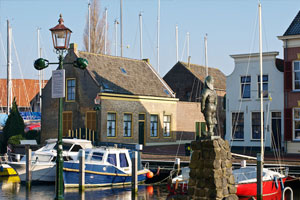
[63,146,151,188]
[8,138,93,182]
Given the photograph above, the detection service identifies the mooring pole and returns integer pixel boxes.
[26,145,31,190]
[79,149,85,192]
[175,158,181,177]
[257,153,263,200]
[132,151,138,194]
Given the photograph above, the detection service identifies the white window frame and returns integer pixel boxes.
[123,113,132,137]
[293,61,300,91]
[163,115,171,137]
[150,115,158,137]
[107,113,116,137]
[293,108,300,141]
[66,79,76,101]
[251,112,264,140]
[241,76,251,99]
[257,75,268,98]
[231,112,244,140]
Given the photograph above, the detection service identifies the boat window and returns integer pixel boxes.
[91,152,104,161]
[107,154,117,166]
[62,143,73,151]
[70,145,82,152]
[119,153,129,168]
[85,151,90,160]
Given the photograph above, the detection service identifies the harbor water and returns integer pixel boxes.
[0,176,299,200]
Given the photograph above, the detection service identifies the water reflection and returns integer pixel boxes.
[0,178,298,200]
[64,185,169,200]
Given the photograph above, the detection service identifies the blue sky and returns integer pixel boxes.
[0,0,300,81]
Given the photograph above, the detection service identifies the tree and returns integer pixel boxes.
[1,97,25,153]
[83,0,110,54]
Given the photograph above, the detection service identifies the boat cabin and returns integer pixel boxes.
[83,147,132,172]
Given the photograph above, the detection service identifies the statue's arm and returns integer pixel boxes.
[201,90,208,111]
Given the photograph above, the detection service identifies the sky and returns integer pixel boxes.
[0,0,300,81]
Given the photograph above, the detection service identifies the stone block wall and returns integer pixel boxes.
[188,138,238,200]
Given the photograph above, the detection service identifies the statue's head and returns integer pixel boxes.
[204,76,214,90]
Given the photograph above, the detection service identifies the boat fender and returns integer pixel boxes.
[274,176,278,189]
[0,166,3,172]
[279,177,284,191]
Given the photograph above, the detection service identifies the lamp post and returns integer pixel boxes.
[34,14,88,200]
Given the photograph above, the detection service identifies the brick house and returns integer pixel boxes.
[163,62,226,138]
[278,11,300,153]
[41,43,180,145]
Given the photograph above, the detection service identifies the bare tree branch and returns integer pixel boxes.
[83,0,110,54]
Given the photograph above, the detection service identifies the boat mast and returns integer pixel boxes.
[187,32,190,62]
[257,2,263,199]
[88,1,91,52]
[175,25,178,62]
[157,0,160,74]
[205,34,208,77]
[139,12,143,59]
[104,8,108,55]
[120,0,123,57]
[37,27,42,112]
[114,19,119,56]
[7,20,12,115]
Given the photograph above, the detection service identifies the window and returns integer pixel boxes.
[107,113,116,137]
[107,154,117,166]
[63,112,72,136]
[293,108,300,140]
[123,114,132,137]
[150,115,158,137]
[232,113,244,140]
[252,112,264,140]
[119,153,129,168]
[66,79,76,101]
[70,145,82,152]
[86,111,96,131]
[241,76,251,99]
[163,115,171,137]
[258,75,268,98]
[294,61,300,90]
[91,152,104,161]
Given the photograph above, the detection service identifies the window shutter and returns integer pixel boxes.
[285,61,292,91]
[284,108,293,141]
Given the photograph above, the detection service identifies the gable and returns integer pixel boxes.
[284,11,300,36]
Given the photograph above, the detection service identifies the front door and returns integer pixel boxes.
[138,114,145,145]
[271,112,281,151]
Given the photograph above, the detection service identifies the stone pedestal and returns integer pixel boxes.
[188,138,238,200]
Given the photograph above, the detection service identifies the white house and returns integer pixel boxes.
[225,52,284,151]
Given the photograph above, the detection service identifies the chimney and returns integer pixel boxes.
[143,58,150,64]
[69,43,78,55]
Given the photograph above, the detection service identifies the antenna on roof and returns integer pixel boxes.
[139,12,143,60]
[114,19,119,56]
[104,8,108,55]
[157,0,160,74]
[88,1,91,52]
[187,32,190,62]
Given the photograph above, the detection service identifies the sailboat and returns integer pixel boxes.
[233,3,288,198]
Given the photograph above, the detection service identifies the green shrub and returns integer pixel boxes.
[7,134,24,146]
[24,130,40,144]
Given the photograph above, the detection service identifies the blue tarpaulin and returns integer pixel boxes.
[0,114,8,127]
[20,112,41,121]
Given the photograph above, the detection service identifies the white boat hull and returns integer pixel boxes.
[9,161,56,182]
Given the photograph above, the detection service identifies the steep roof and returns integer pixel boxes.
[283,11,300,36]
[0,79,47,108]
[78,52,174,98]
[179,62,226,90]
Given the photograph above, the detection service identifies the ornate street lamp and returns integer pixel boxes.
[34,14,88,200]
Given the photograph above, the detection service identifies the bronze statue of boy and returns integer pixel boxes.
[201,76,217,137]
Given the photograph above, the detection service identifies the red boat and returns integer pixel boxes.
[233,166,287,198]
